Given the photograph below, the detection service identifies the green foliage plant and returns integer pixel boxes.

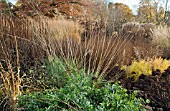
[18,82,146,111]
[42,56,86,88]
[18,60,146,111]
[43,56,69,88]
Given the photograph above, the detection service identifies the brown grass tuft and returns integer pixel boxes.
[0,15,50,110]
[47,19,83,43]
[120,22,160,60]
[153,26,170,59]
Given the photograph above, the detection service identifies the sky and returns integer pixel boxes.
[8,0,17,4]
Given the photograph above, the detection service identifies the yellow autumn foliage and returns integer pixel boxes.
[113,3,133,21]
[152,57,170,73]
[123,58,170,81]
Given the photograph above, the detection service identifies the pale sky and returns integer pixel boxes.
[8,0,17,4]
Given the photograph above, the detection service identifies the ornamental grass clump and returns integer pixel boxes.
[46,19,131,81]
[121,22,155,43]
[153,26,170,59]
[119,22,160,62]
[0,13,55,110]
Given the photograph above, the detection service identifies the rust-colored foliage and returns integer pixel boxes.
[0,2,3,10]
[13,0,91,18]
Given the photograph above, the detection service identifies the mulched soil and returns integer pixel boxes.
[118,66,170,111]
